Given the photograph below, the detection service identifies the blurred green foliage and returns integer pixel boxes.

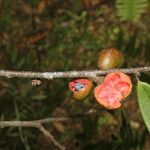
[116,0,148,22]
[0,0,150,149]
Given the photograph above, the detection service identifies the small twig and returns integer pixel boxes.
[0,108,101,149]
[0,66,149,79]
[0,108,101,128]
[37,124,65,150]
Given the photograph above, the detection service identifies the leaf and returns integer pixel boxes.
[137,81,150,132]
[116,0,148,22]
[22,32,48,46]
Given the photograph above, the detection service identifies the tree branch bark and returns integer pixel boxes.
[0,66,149,79]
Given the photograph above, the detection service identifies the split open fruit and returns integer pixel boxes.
[94,72,132,109]
[69,79,93,101]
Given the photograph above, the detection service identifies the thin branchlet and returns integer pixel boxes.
[0,108,101,150]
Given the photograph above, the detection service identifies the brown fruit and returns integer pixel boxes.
[97,48,124,70]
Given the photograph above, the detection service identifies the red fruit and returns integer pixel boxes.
[104,72,132,98]
[69,79,93,101]
[94,72,132,109]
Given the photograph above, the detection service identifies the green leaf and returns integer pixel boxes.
[116,0,148,22]
[137,81,150,132]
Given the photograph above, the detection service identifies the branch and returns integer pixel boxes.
[0,66,149,148]
[38,124,65,150]
[0,108,101,150]
[0,109,99,127]
[0,66,150,79]
[0,120,65,150]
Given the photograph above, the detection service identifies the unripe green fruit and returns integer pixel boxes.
[97,48,124,70]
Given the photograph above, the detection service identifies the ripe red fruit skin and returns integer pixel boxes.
[104,72,132,98]
[94,72,132,109]
[69,79,93,101]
